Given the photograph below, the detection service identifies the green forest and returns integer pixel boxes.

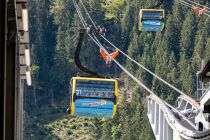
[24,0,210,139]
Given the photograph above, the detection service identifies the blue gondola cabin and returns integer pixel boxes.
[139,9,165,31]
[70,77,118,118]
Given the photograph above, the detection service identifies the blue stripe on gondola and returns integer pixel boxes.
[74,98,114,117]
[141,19,163,31]
[76,106,113,109]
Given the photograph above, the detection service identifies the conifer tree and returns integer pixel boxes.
[179,11,196,59]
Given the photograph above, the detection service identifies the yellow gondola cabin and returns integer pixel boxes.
[69,77,118,118]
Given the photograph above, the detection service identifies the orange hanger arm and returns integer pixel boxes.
[194,6,199,15]
[110,50,119,60]
[100,49,107,62]
[201,7,207,14]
